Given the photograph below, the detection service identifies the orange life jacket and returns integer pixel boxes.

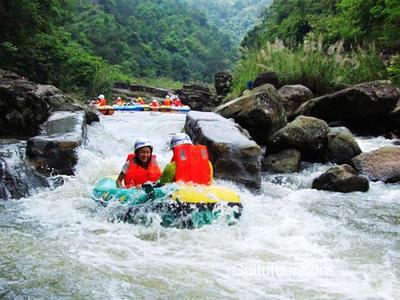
[173,99,182,107]
[150,101,159,107]
[116,99,125,105]
[124,153,161,188]
[137,99,145,104]
[164,98,172,106]
[172,144,211,185]
[97,99,106,106]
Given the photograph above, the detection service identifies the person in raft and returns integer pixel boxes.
[95,94,106,106]
[116,139,162,188]
[158,133,213,186]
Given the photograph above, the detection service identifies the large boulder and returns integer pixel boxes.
[0,69,98,138]
[321,127,362,164]
[26,111,86,176]
[215,71,233,96]
[184,111,262,189]
[214,84,287,145]
[278,85,313,120]
[312,164,369,193]
[262,149,301,173]
[112,82,172,99]
[253,72,281,89]
[352,146,400,183]
[176,84,214,111]
[0,140,49,200]
[268,116,329,161]
[294,81,400,124]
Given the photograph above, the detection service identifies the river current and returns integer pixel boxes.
[1,112,399,299]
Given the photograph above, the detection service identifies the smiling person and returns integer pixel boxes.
[116,139,162,188]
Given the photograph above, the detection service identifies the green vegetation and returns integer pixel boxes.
[182,0,271,44]
[0,0,236,95]
[233,0,400,96]
[132,77,183,90]
[232,40,387,96]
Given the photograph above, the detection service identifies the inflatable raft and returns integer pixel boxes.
[112,104,190,113]
[96,105,115,115]
[92,176,241,228]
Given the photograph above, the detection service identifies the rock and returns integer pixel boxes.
[0,140,49,200]
[0,69,98,138]
[214,84,287,145]
[26,111,86,176]
[184,111,262,189]
[215,71,233,96]
[389,105,400,129]
[253,72,281,89]
[294,80,400,124]
[268,116,329,161]
[112,82,172,99]
[312,164,369,193]
[321,127,362,164]
[352,146,400,183]
[278,85,313,120]
[176,84,214,111]
[262,149,301,173]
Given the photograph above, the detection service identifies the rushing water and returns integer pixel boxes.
[1,112,400,299]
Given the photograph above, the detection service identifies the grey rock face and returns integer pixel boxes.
[215,71,233,96]
[26,111,86,176]
[352,146,400,183]
[214,83,287,145]
[278,85,313,119]
[184,111,262,189]
[294,80,400,123]
[262,149,301,173]
[268,116,329,161]
[312,164,369,193]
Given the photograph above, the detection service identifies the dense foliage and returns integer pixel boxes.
[0,0,237,95]
[242,0,400,51]
[231,0,400,96]
[182,0,271,43]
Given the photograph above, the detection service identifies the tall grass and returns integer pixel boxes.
[231,39,388,97]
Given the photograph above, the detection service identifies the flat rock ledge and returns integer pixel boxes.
[184,111,262,189]
[26,111,86,176]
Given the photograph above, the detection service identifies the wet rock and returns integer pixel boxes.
[321,127,362,164]
[176,84,214,111]
[294,80,400,125]
[0,140,49,200]
[184,111,262,189]
[278,85,313,120]
[112,82,172,99]
[26,111,86,176]
[389,105,400,129]
[312,164,369,193]
[262,149,301,173]
[352,146,400,183]
[214,84,287,145]
[268,116,329,161]
[253,72,281,89]
[0,69,98,138]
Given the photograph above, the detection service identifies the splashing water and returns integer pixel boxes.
[1,112,399,299]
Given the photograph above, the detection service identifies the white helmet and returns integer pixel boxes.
[134,139,153,152]
[166,95,170,99]
[170,133,192,149]
[98,94,105,99]
[152,99,157,102]
[117,96,121,100]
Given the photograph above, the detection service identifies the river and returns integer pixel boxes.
[1,112,399,299]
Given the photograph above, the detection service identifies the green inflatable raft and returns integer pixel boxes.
[92,176,242,228]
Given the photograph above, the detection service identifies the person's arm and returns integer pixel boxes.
[116,171,125,188]
[158,162,176,186]
[116,161,129,188]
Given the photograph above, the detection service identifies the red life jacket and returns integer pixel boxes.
[172,144,211,185]
[124,153,161,188]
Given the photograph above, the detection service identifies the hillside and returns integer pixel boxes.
[182,0,271,43]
